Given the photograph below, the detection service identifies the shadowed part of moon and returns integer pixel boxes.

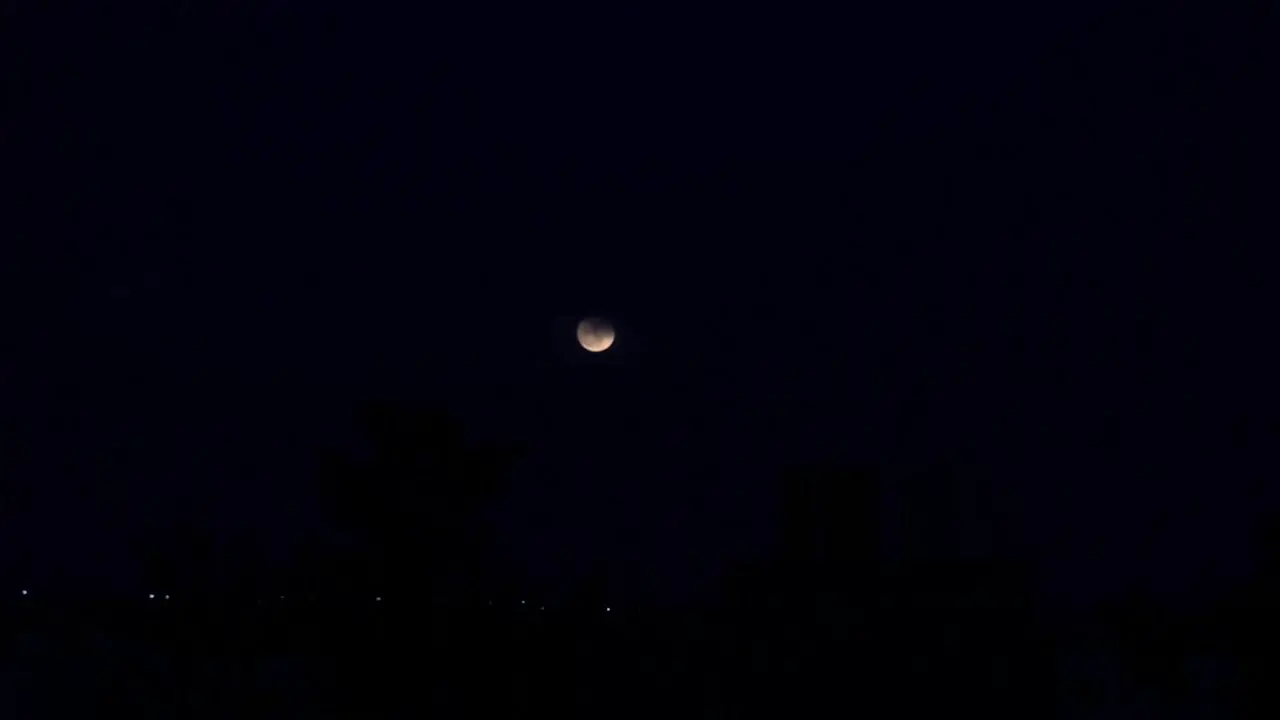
[577,318,615,352]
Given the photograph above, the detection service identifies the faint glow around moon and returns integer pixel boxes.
[577,317,615,352]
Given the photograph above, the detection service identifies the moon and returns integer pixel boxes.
[577,317,615,352]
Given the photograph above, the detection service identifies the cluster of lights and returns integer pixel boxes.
[487,601,608,612]
[16,590,611,612]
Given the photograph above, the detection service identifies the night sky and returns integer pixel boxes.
[2,3,1274,611]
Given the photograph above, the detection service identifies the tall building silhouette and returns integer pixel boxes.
[779,466,879,593]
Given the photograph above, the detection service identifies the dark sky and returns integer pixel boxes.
[1,3,1274,610]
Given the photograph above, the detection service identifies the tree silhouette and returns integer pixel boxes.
[315,399,523,603]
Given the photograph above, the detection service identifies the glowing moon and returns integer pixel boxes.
[577,317,615,352]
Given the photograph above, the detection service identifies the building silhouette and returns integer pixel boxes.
[778,465,879,599]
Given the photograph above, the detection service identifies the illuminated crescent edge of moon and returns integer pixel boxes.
[578,324,615,352]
